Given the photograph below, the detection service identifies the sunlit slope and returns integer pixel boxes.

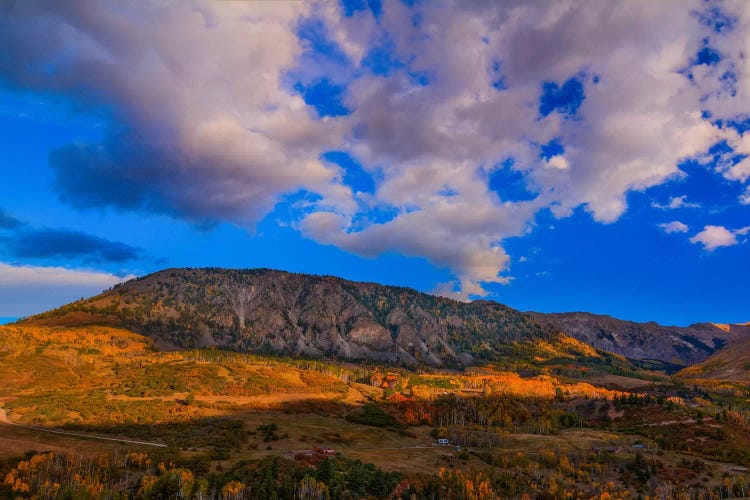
[0,323,616,443]
[0,324,363,447]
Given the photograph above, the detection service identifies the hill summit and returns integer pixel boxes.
[28,268,591,367]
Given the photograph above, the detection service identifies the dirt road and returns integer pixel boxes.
[0,406,167,448]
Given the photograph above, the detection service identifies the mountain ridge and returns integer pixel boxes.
[25,267,595,368]
[528,310,750,367]
[22,267,748,371]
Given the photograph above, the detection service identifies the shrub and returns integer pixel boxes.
[345,403,401,429]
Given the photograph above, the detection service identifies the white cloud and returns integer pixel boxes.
[2,1,750,297]
[0,262,132,286]
[659,221,689,234]
[545,155,570,170]
[0,2,348,227]
[652,195,700,210]
[431,281,472,302]
[741,186,750,205]
[309,0,730,292]
[0,262,134,316]
[723,155,750,183]
[689,225,750,251]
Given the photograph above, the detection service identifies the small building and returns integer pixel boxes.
[591,447,619,453]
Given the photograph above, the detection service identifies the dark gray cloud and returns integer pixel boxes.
[0,209,23,230]
[0,209,143,264]
[49,138,241,225]
[4,228,142,263]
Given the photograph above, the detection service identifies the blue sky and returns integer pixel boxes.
[0,1,749,326]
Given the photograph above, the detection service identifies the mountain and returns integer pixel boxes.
[528,311,749,367]
[25,268,598,367]
[679,322,750,381]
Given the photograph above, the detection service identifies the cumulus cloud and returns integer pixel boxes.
[306,0,730,292]
[0,1,348,227]
[659,221,689,234]
[652,195,701,210]
[0,262,134,316]
[1,1,749,296]
[690,225,750,251]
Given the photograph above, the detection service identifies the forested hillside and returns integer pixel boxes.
[26,268,597,368]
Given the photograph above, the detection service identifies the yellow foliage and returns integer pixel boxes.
[138,475,158,496]
[439,468,496,500]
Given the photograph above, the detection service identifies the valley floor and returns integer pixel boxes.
[2,324,750,498]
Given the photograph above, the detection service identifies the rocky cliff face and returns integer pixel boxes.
[30,268,579,367]
[528,311,748,366]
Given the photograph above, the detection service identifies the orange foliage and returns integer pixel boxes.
[5,452,106,497]
[408,371,623,400]
[222,480,246,499]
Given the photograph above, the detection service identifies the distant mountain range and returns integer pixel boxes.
[529,312,750,367]
[22,267,749,372]
[679,323,750,382]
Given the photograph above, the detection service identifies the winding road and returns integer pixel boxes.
[0,406,167,448]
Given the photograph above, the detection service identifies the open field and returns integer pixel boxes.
[0,419,150,460]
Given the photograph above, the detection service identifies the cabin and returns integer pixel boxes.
[314,446,336,455]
